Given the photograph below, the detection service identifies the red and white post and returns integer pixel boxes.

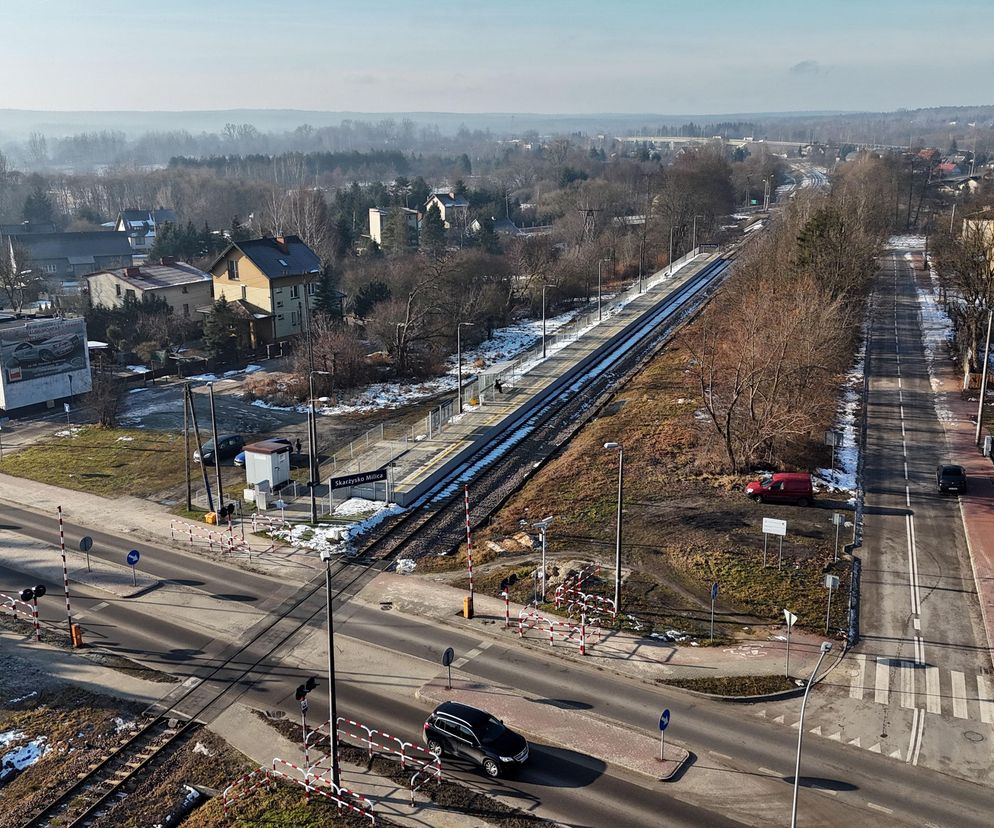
[57,506,73,639]
[31,597,40,642]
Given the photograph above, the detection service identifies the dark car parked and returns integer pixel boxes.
[936,464,967,494]
[193,435,245,465]
[423,701,529,778]
[233,437,293,467]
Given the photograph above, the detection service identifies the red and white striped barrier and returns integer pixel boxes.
[57,506,73,637]
[517,607,599,655]
[502,590,509,628]
[269,765,375,824]
[251,512,291,533]
[1,593,39,641]
[330,716,441,775]
[221,768,273,816]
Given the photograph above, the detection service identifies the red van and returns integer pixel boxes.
[745,473,813,506]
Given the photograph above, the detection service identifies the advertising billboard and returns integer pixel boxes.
[0,317,91,411]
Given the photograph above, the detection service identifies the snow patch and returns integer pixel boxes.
[272,498,405,555]
[1,733,48,771]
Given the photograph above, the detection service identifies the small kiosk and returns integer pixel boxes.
[242,439,292,491]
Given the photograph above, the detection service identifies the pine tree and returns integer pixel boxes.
[203,298,239,361]
[420,202,446,255]
[381,207,414,255]
[313,266,343,318]
[22,186,54,224]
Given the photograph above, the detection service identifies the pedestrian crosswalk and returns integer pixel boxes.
[847,654,994,723]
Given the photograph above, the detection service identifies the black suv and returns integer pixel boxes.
[193,435,245,465]
[423,701,529,778]
[936,464,967,494]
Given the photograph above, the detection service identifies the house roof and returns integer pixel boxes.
[118,208,177,230]
[7,231,133,262]
[0,221,57,235]
[86,261,211,292]
[209,235,322,280]
[429,192,469,209]
[195,298,273,320]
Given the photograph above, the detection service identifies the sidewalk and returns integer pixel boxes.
[916,268,994,663]
[358,571,833,685]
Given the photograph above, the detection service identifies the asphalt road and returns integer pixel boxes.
[3,512,993,826]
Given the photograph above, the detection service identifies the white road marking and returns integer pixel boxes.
[900,663,916,709]
[977,675,994,724]
[905,486,911,508]
[757,767,781,777]
[875,658,890,705]
[850,654,866,700]
[925,666,941,715]
[951,671,968,719]
[904,460,908,479]
[73,600,109,621]
[710,751,733,762]
[913,617,920,631]
[907,707,925,765]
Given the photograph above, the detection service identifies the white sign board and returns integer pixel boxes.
[783,609,798,627]
[824,574,840,590]
[762,517,787,537]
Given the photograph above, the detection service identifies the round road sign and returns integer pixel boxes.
[127,549,140,566]
[659,709,671,732]
[79,536,93,552]
[441,647,455,667]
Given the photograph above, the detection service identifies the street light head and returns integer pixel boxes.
[820,641,832,653]
[533,516,554,529]
[603,441,620,450]
[320,549,334,562]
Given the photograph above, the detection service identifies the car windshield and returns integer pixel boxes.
[941,467,964,478]
[759,474,773,486]
[479,716,506,742]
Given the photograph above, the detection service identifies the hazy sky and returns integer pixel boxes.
[5,0,993,113]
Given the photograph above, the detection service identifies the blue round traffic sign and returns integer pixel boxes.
[710,582,719,601]
[659,709,670,731]
[127,549,140,566]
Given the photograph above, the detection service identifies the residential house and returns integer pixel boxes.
[4,231,133,292]
[963,218,994,270]
[114,208,178,258]
[368,206,421,246]
[204,235,325,347]
[85,258,212,319]
[936,162,962,177]
[426,190,469,230]
[0,221,57,235]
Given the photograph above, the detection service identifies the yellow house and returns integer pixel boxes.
[963,219,994,270]
[204,235,322,347]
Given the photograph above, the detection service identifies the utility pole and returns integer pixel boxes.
[208,383,223,511]
[976,309,993,446]
[183,382,192,512]
[187,385,214,513]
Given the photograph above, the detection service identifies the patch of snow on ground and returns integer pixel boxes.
[0,730,25,748]
[7,692,37,705]
[116,436,134,442]
[128,387,149,394]
[886,234,926,249]
[113,717,135,733]
[244,364,263,374]
[273,499,405,554]
[187,373,219,382]
[125,365,150,374]
[1,734,47,770]
[54,427,83,438]
[918,253,956,400]
[816,346,862,494]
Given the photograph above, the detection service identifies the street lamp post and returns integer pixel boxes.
[597,258,610,322]
[603,442,624,613]
[456,322,476,415]
[692,215,704,251]
[533,516,554,604]
[541,284,554,359]
[975,308,993,446]
[668,225,675,274]
[790,641,833,828]
[308,370,332,524]
[319,549,341,789]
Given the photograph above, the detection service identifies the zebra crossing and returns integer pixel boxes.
[848,654,994,723]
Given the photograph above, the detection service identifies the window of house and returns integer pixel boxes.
[241,285,247,300]
[290,311,298,326]
[276,300,283,309]
[277,313,284,321]
[125,289,135,299]
[227,259,239,280]
[289,284,300,299]
[115,284,121,297]
[306,282,316,296]
[44,263,58,274]
[183,303,190,317]
[181,285,188,294]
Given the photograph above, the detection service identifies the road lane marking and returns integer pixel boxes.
[850,654,866,700]
[900,662,916,709]
[73,600,109,621]
[913,617,920,631]
[906,707,920,762]
[906,486,911,508]
[867,803,894,815]
[756,767,781,777]
[925,666,941,714]
[875,658,890,705]
[904,460,908,479]
[977,676,994,724]
[950,671,968,719]
[911,707,925,766]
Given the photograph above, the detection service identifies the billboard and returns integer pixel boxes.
[0,317,92,411]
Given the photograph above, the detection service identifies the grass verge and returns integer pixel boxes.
[0,426,187,498]
[659,674,797,696]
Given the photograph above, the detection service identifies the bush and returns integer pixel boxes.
[242,372,307,407]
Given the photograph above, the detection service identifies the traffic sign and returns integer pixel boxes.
[300,698,309,713]
[659,709,670,731]
[783,609,797,628]
[832,512,845,526]
[710,582,719,601]
[127,549,140,566]
[441,647,455,667]
[824,574,840,590]
[63,403,70,414]
[79,536,93,552]
[762,517,787,536]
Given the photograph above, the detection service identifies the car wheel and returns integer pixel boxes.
[482,758,500,778]
[38,349,54,362]
[796,497,809,507]
[427,739,444,756]
[750,493,763,503]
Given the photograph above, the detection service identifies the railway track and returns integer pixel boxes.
[19,253,732,827]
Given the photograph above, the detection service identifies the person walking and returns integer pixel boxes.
[494,378,503,394]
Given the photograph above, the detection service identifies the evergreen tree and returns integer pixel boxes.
[419,202,446,255]
[22,186,55,224]
[203,297,240,361]
[381,207,415,255]
[313,266,343,318]
[352,281,391,319]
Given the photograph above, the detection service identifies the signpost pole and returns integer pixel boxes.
[657,709,670,763]
[786,622,791,678]
[57,506,73,638]
[779,536,784,571]
[826,585,833,635]
[763,532,768,568]
[710,582,718,641]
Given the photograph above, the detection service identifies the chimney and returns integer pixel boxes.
[125,266,141,277]
[274,235,289,253]
[160,256,177,266]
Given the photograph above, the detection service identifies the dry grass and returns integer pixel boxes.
[0,426,187,498]
[452,339,853,637]
[660,674,797,696]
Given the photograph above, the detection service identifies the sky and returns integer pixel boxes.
[4,0,993,114]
